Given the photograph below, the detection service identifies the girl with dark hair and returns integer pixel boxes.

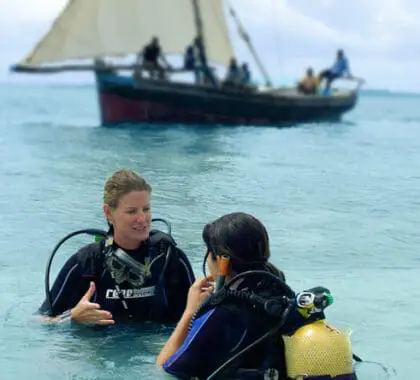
[157,212,289,379]
[201,212,285,281]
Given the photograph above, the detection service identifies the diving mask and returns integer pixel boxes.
[104,246,152,287]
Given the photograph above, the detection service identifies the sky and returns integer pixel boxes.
[1,0,419,92]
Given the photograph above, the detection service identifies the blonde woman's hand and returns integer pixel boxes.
[70,282,115,326]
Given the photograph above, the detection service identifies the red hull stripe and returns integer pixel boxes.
[99,93,270,125]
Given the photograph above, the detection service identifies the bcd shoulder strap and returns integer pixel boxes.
[76,240,106,277]
[149,229,177,248]
[149,230,194,270]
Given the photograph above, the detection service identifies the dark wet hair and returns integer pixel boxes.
[202,212,284,279]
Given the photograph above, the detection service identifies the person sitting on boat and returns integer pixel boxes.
[183,45,195,71]
[156,212,358,379]
[223,58,241,88]
[297,67,320,95]
[94,58,116,74]
[239,62,251,86]
[137,37,171,80]
[202,66,219,87]
[37,169,195,326]
[319,49,352,92]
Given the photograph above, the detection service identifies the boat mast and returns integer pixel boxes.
[227,2,273,87]
[191,0,209,69]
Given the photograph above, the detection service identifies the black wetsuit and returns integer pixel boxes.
[39,231,195,323]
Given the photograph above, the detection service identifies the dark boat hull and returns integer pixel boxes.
[95,71,358,127]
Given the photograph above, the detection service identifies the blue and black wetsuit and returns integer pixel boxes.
[163,274,289,379]
[39,231,195,324]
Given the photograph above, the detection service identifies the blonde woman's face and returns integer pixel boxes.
[104,190,151,248]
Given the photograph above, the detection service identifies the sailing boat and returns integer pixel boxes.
[10,0,360,127]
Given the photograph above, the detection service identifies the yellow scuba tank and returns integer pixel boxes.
[283,320,354,378]
[281,288,355,379]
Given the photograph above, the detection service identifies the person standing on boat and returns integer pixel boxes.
[319,49,352,92]
[137,37,171,80]
[38,169,195,326]
[186,36,218,87]
[183,39,200,83]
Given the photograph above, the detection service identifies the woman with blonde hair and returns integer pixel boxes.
[39,169,195,326]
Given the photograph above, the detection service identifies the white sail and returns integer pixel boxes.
[17,0,234,67]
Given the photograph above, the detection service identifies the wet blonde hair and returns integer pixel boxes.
[103,169,152,209]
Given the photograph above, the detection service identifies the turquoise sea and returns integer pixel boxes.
[0,83,419,379]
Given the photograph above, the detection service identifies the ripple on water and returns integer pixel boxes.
[0,86,419,379]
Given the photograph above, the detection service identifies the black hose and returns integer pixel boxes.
[206,300,295,380]
[190,270,294,379]
[203,271,363,379]
[225,270,295,299]
[45,228,108,315]
[150,218,172,235]
[353,353,363,362]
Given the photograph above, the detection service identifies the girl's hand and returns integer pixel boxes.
[185,275,214,316]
